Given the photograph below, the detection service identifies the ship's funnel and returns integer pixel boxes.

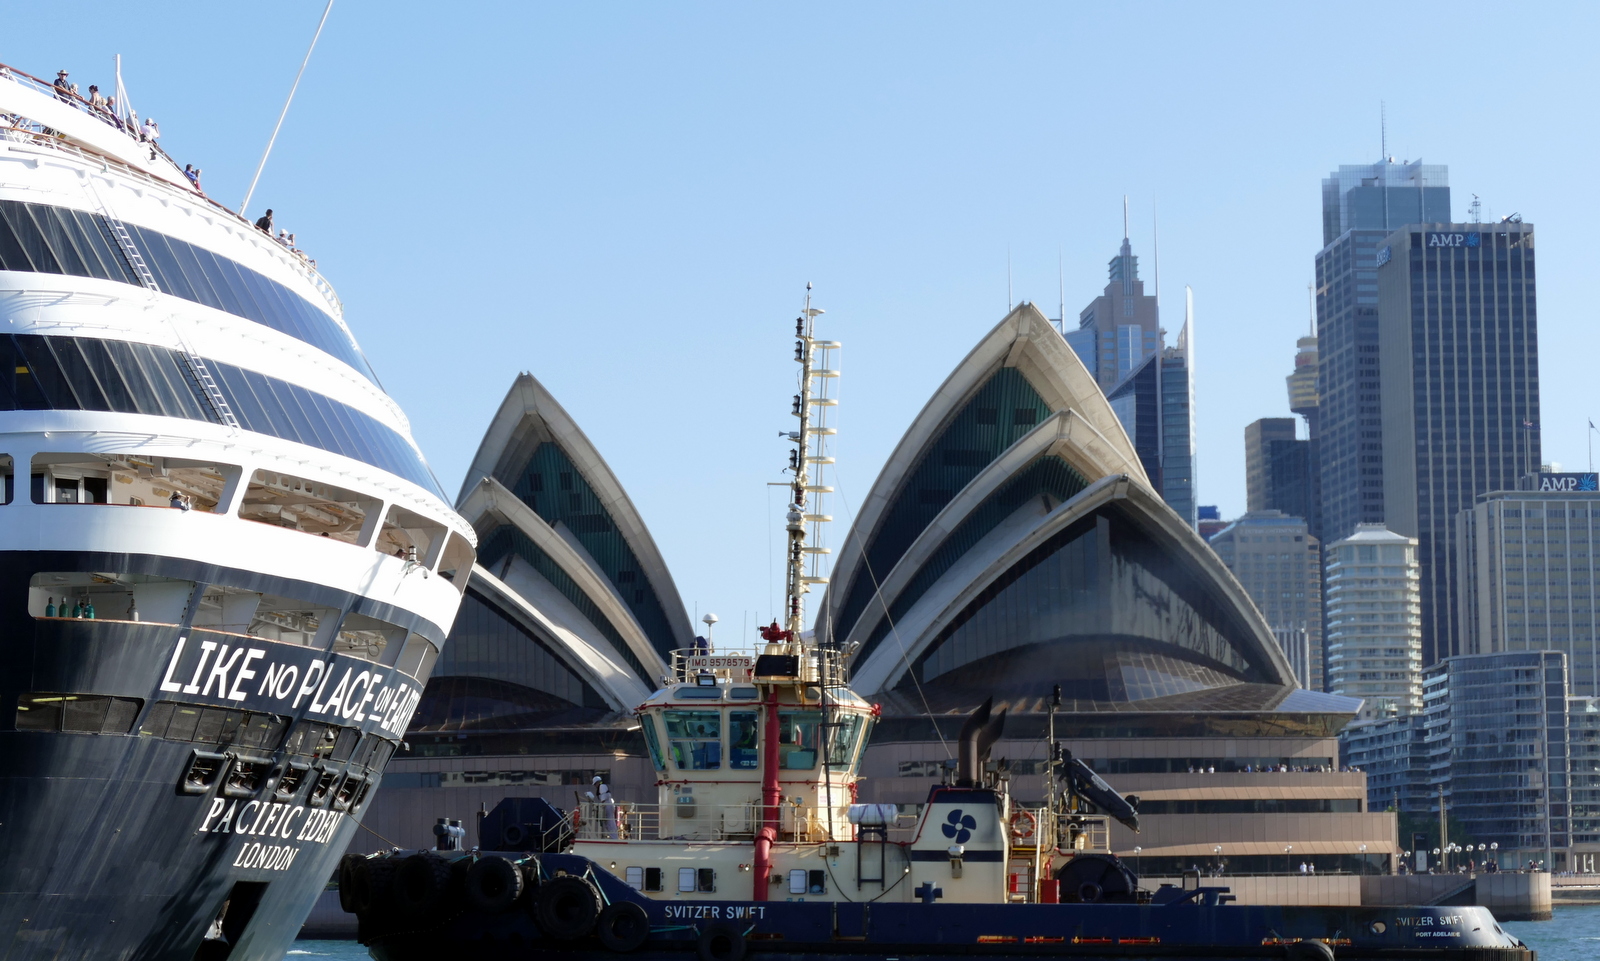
[956,697,1007,787]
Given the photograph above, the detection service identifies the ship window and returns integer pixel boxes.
[436,534,474,594]
[284,720,341,759]
[697,868,715,892]
[643,867,662,892]
[809,869,826,894]
[239,469,377,544]
[0,455,12,504]
[190,585,338,648]
[333,612,404,662]
[788,869,807,895]
[625,866,644,889]
[0,334,444,498]
[15,693,143,734]
[729,712,759,770]
[31,454,236,511]
[677,867,696,893]
[138,701,288,750]
[394,634,440,679]
[826,713,867,769]
[776,711,823,770]
[379,505,446,565]
[663,710,721,770]
[640,715,667,772]
[28,571,194,624]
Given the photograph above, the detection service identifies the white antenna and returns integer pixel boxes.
[1057,246,1065,336]
[1122,195,1129,239]
[241,0,335,217]
[1380,101,1387,161]
[113,55,134,126]
[1152,200,1160,312]
[1006,246,1013,311]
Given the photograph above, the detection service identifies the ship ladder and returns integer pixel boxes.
[855,822,887,890]
[85,172,240,433]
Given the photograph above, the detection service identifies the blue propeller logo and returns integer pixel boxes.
[941,809,977,844]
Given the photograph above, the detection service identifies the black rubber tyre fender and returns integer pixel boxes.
[1077,882,1103,904]
[597,901,651,952]
[535,875,602,939]
[392,852,454,914]
[465,855,525,914]
[338,854,362,913]
[697,923,747,961]
[1285,941,1336,961]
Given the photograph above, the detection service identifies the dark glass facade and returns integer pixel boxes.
[0,199,376,381]
[0,334,442,495]
[504,441,678,660]
[834,366,1053,642]
[1315,227,1393,544]
[1381,226,1539,665]
[1424,651,1569,865]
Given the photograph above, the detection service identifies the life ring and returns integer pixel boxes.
[1009,809,1037,841]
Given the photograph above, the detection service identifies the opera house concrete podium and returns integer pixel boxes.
[357,306,1395,883]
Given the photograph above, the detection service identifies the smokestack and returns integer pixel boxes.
[956,698,1007,787]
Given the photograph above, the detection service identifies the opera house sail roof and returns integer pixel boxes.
[820,304,1359,732]
[411,374,693,742]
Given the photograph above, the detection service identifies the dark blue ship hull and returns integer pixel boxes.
[353,852,1534,961]
[0,550,438,961]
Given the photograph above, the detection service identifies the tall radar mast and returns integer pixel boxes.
[781,284,839,647]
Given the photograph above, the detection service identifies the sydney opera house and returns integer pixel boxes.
[357,305,1396,876]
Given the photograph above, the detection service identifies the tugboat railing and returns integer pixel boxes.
[574,801,874,844]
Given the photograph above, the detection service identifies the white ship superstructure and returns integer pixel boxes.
[0,62,474,961]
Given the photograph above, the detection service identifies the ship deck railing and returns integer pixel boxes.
[574,800,886,844]
[0,62,347,323]
[668,646,849,688]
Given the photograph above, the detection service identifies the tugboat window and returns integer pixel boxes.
[677,867,696,893]
[644,867,662,892]
[826,714,865,768]
[777,711,823,770]
[625,866,644,889]
[697,868,715,892]
[729,712,759,769]
[640,716,666,771]
[663,710,721,770]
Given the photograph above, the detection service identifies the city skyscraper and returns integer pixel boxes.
[1324,523,1422,717]
[1287,334,1323,541]
[1457,473,1600,696]
[1208,510,1324,690]
[1066,205,1161,389]
[1377,221,1540,666]
[1245,418,1312,521]
[1314,159,1451,548]
[1067,218,1197,527]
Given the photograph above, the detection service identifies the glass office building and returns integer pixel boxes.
[1457,480,1600,697]
[1314,160,1450,549]
[1208,511,1324,691]
[1422,651,1570,870]
[1376,223,1540,666]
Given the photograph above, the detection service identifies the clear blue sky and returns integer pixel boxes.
[8,3,1597,635]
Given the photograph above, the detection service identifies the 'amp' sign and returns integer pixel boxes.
[1538,473,1599,492]
[1427,232,1481,248]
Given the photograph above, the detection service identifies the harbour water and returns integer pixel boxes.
[291,903,1600,961]
[1503,903,1600,961]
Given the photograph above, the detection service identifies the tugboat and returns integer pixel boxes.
[343,296,1532,960]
